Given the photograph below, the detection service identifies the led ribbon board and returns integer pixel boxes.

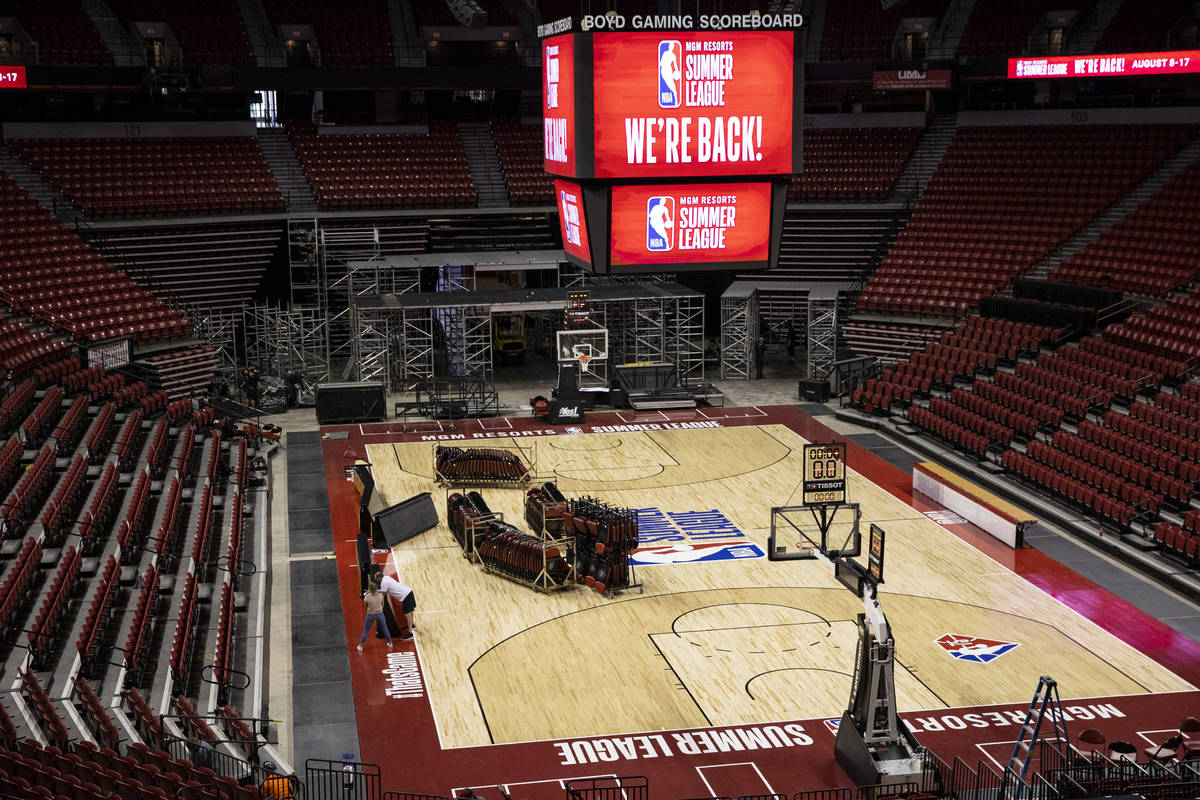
[1009,49,1200,79]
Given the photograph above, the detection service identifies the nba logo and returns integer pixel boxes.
[559,190,580,246]
[935,633,1019,663]
[546,45,559,109]
[646,196,674,252]
[658,40,681,108]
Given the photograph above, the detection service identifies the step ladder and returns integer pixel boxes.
[997,675,1069,800]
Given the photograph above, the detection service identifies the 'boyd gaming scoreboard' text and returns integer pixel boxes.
[544,24,801,273]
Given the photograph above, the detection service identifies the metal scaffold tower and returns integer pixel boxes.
[720,283,757,380]
[807,286,839,381]
[631,297,666,368]
[321,225,380,376]
[194,310,240,389]
[667,292,705,380]
[244,303,330,383]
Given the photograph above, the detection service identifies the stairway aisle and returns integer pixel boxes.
[889,113,957,203]
[0,151,63,216]
[257,128,319,213]
[458,122,510,209]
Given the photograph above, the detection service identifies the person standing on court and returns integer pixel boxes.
[357,578,393,652]
[754,334,767,379]
[375,567,417,640]
[785,320,796,365]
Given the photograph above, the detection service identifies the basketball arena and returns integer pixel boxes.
[3,3,1200,800]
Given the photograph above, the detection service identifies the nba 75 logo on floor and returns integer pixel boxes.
[936,633,1019,663]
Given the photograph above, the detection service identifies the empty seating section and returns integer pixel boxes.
[411,0,458,26]
[19,670,69,748]
[0,437,21,497]
[155,476,184,561]
[289,123,476,209]
[958,0,1088,57]
[76,555,120,675]
[0,317,72,379]
[192,481,214,564]
[80,462,120,552]
[792,128,921,201]
[21,385,63,445]
[0,380,35,435]
[123,563,159,681]
[169,572,199,682]
[118,469,152,559]
[1095,0,1184,53]
[145,417,171,478]
[1011,362,1103,417]
[1051,429,1172,506]
[907,403,991,455]
[1,444,55,536]
[857,125,1196,316]
[819,0,949,60]
[261,0,393,65]
[114,408,145,472]
[1002,448,1137,526]
[52,394,88,455]
[106,0,254,65]
[1078,418,1198,496]
[33,354,84,388]
[214,581,235,685]
[1036,350,1139,398]
[851,317,1055,413]
[1052,161,1200,295]
[0,0,111,65]
[0,173,191,344]
[39,453,88,543]
[0,538,40,635]
[0,368,268,788]
[72,676,121,749]
[975,375,1065,428]
[27,545,81,665]
[11,136,283,218]
[492,121,552,205]
[1102,287,1200,367]
[1077,336,1184,381]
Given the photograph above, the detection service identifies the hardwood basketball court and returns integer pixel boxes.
[328,406,1195,768]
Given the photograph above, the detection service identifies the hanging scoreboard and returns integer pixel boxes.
[542,19,803,273]
[802,442,846,506]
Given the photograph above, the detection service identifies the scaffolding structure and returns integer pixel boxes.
[807,287,839,381]
[720,283,758,380]
[353,281,705,392]
[197,302,330,386]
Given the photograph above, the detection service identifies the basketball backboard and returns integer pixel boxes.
[556,328,608,373]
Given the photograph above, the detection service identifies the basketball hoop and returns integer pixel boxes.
[577,354,592,373]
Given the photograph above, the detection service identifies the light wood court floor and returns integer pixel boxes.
[365,425,1191,748]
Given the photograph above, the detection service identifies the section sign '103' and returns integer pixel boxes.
[543,35,576,175]
[593,31,795,178]
[609,182,771,268]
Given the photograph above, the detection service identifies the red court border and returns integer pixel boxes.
[316,405,1200,797]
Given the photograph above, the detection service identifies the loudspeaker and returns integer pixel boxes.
[448,0,488,28]
[315,382,386,424]
[373,492,439,547]
[798,378,830,402]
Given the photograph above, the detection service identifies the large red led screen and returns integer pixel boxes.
[609,182,771,267]
[554,180,592,264]
[543,34,577,175]
[592,31,795,178]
